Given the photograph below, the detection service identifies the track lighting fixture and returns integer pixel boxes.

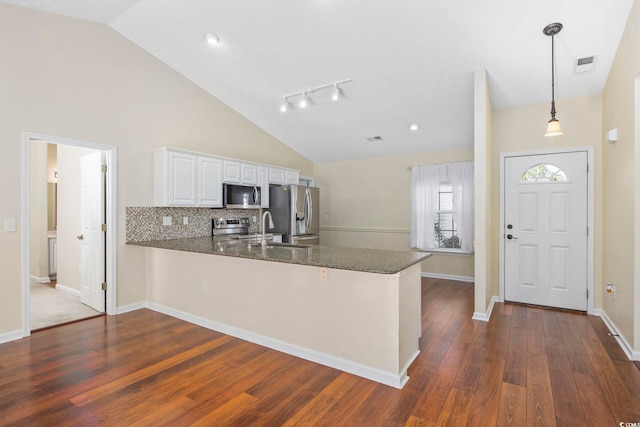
[279,79,352,113]
[543,23,563,137]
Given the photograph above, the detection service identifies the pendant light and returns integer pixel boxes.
[543,23,563,137]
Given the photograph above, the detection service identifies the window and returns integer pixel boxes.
[435,183,460,249]
[520,164,568,183]
[410,162,473,253]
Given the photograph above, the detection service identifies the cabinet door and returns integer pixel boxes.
[198,157,223,207]
[223,160,241,183]
[241,163,258,185]
[259,166,270,208]
[269,168,285,184]
[168,151,197,205]
[285,170,300,185]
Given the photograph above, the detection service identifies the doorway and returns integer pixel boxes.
[22,133,118,336]
[500,148,594,313]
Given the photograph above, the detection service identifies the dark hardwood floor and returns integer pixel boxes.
[1,278,639,426]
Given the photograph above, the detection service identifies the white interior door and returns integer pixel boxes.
[80,152,106,312]
[504,152,588,310]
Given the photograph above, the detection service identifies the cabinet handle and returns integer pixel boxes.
[76,234,84,240]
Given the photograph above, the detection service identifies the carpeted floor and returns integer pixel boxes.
[30,281,101,330]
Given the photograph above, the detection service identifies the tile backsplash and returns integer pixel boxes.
[126,206,261,242]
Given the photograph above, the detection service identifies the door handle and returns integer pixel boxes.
[76,234,84,240]
[506,234,518,240]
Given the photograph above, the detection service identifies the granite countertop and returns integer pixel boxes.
[127,236,431,274]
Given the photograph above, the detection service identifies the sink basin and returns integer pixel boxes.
[249,242,312,249]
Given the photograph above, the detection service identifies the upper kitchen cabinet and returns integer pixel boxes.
[155,148,223,207]
[154,147,300,207]
[198,156,223,207]
[285,170,300,185]
[154,148,197,206]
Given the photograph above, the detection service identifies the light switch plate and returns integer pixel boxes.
[162,216,172,226]
[4,219,16,232]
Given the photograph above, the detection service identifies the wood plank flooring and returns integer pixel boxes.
[1,278,639,426]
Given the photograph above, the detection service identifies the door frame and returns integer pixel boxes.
[499,146,594,314]
[21,132,118,336]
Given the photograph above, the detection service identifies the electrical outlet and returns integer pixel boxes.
[201,280,208,292]
[606,282,616,298]
[320,268,328,282]
[162,216,172,226]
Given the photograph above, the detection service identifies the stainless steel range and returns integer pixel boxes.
[212,217,250,240]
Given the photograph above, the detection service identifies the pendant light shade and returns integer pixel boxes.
[543,23,563,137]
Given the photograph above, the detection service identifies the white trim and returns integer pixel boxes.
[499,147,595,313]
[594,309,640,361]
[472,296,499,322]
[29,275,51,284]
[319,226,409,234]
[55,283,80,297]
[21,132,118,338]
[0,330,23,345]
[116,302,148,315]
[421,272,474,283]
[146,302,415,389]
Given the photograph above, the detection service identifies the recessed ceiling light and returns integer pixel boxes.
[409,124,419,131]
[205,32,220,45]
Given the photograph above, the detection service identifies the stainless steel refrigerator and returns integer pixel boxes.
[268,185,320,245]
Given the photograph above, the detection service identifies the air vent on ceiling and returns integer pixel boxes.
[574,56,597,74]
[366,136,384,142]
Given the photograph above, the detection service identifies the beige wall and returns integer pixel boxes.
[602,0,639,350]
[0,4,312,335]
[315,149,475,279]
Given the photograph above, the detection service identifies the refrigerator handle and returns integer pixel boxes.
[306,188,312,228]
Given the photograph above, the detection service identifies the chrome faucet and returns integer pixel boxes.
[261,211,275,246]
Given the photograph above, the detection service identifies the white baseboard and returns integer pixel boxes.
[593,309,639,361]
[421,272,474,283]
[55,283,80,297]
[472,296,499,322]
[116,301,148,315]
[30,275,50,284]
[0,329,23,345]
[147,302,413,389]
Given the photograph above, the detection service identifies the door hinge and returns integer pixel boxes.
[586,289,589,299]
[101,282,107,291]
[101,224,107,232]
[101,164,107,173]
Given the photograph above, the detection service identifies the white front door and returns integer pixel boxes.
[504,152,588,310]
[80,152,106,312]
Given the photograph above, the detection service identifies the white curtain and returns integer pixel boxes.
[410,162,474,252]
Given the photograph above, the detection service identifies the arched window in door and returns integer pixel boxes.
[520,164,569,183]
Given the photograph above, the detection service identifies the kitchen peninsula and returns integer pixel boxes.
[129,237,431,388]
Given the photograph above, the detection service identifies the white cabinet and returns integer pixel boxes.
[285,170,300,185]
[258,166,270,208]
[159,150,197,206]
[198,157,223,207]
[223,160,242,183]
[241,163,258,185]
[155,148,222,207]
[155,147,301,207]
[269,168,285,185]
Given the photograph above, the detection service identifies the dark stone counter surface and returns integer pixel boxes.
[128,236,431,274]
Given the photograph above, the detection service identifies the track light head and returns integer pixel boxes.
[299,92,308,109]
[279,98,288,113]
[331,84,340,102]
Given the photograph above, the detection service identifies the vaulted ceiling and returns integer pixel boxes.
[2,0,633,162]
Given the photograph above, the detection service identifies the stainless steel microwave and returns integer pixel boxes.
[223,184,261,209]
